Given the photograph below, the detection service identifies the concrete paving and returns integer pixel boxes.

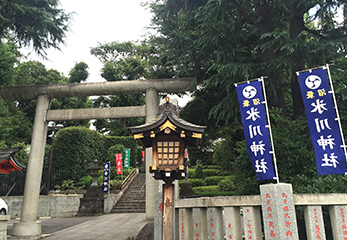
[7,213,148,240]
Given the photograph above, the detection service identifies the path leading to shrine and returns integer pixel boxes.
[7,213,148,240]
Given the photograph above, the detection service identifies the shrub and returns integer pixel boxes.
[75,175,92,189]
[203,165,221,169]
[193,185,219,192]
[205,176,227,186]
[203,169,219,177]
[188,168,195,178]
[218,176,236,192]
[54,179,75,192]
[110,179,122,189]
[197,191,235,197]
[195,160,204,179]
[53,126,141,185]
[179,179,206,187]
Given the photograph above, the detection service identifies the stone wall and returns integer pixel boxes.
[2,194,84,218]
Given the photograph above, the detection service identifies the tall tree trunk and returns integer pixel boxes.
[290,4,306,119]
[254,0,287,117]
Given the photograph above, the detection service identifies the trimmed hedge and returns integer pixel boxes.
[203,165,221,169]
[205,176,227,186]
[53,126,141,185]
[179,179,206,187]
[193,185,219,192]
[202,169,219,177]
[197,191,235,197]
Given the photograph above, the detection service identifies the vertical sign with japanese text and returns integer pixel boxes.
[102,162,110,193]
[298,68,347,175]
[124,149,130,169]
[141,151,145,163]
[115,153,122,175]
[236,80,276,180]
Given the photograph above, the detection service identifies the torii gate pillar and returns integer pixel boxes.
[1,78,195,237]
[12,94,51,237]
[145,88,159,220]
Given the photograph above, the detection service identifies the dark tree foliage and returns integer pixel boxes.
[0,0,72,56]
[68,62,89,83]
[147,0,347,121]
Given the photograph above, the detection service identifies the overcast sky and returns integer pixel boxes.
[25,0,191,106]
[27,0,152,83]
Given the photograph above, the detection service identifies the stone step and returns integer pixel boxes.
[112,209,145,213]
[115,202,145,207]
[111,173,146,214]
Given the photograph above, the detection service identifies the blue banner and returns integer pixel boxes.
[298,68,347,175]
[103,162,110,193]
[236,80,276,180]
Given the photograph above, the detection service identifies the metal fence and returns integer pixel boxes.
[0,167,57,196]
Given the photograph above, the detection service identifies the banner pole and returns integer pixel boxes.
[325,64,347,163]
[260,77,280,183]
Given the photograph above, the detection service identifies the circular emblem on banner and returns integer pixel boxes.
[242,86,257,99]
[305,75,322,89]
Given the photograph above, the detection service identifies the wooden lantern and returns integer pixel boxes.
[129,97,206,183]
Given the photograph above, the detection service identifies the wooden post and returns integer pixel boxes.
[163,183,175,240]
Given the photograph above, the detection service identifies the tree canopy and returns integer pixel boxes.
[0,0,72,56]
[147,0,347,121]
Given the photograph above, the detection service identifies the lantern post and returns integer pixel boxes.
[129,97,206,240]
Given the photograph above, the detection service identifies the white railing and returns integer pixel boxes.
[175,192,347,240]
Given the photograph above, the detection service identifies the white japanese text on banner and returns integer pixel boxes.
[115,153,122,175]
[297,68,347,175]
[236,79,276,180]
[103,162,110,193]
[124,149,130,169]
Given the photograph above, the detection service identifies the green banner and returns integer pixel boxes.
[124,149,130,169]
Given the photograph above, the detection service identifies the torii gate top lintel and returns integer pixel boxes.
[0,78,196,101]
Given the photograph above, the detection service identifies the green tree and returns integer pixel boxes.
[90,41,150,135]
[0,0,72,56]
[68,62,89,83]
[147,0,347,121]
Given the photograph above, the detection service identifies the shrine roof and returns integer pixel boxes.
[129,100,206,148]
[0,147,26,174]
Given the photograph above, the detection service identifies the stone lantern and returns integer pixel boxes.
[88,159,102,186]
[129,97,206,239]
[77,159,104,216]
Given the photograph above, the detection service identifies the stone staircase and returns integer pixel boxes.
[111,173,146,213]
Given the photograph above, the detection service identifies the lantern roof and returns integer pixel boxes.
[0,147,26,174]
[129,98,206,148]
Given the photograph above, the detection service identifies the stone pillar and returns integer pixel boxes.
[329,204,347,240]
[303,205,326,240]
[260,183,299,240]
[145,88,159,220]
[207,207,223,240]
[0,215,10,240]
[12,94,50,237]
[192,208,208,240]
[154,190,163,240]
[178,208,193,240]
[243,206,262,240]
[224,207,242,240]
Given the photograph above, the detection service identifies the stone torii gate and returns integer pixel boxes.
[0,78,195,238]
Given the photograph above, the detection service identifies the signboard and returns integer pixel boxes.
[236,79,276,180]
[297,68,347,175]
[115,153,122,175]
[102,162,110,193]
[142,151,145,163]
[124,149,130,169]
